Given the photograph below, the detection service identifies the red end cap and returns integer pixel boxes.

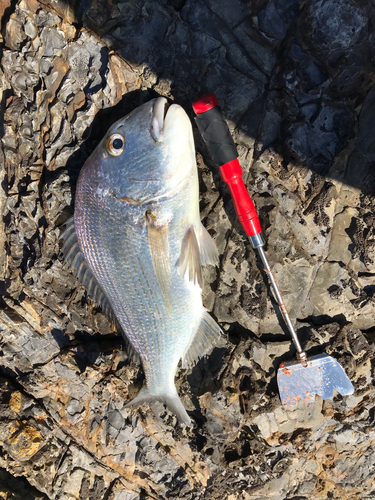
[192,93,219,115]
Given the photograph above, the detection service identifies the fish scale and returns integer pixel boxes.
[62,97,222,424]
[77,181,200,387]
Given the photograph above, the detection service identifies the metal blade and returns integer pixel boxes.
[277,353,354,408]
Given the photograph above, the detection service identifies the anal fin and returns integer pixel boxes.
[182,311,222,369]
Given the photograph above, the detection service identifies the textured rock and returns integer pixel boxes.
[0,0,374,498]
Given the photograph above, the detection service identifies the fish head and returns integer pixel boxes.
[84,97,196,204]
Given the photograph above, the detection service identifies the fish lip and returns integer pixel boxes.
[151,97,169,142]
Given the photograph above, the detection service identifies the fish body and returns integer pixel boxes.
[62,98,221,424]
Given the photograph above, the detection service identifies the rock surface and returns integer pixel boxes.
[0,0,374,498]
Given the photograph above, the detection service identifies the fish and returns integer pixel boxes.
[60,97,222,425]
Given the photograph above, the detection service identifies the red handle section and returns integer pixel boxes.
[219,159,261,237]
[193,93,262,238]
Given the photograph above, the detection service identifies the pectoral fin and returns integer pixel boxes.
[146,213,172,313]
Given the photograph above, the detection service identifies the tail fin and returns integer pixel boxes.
[125,386,191,425]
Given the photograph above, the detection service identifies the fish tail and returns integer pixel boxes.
[125,386,191,425]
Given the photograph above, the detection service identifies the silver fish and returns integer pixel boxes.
[61,97,221,425]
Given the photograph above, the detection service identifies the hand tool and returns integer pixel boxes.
[192,93,354,407]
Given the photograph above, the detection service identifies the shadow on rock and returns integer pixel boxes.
[36,0,375,194]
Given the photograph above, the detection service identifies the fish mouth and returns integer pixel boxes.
[151,97,170,142]
[151,97,192,146]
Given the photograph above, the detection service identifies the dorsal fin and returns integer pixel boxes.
[181,311,222,369]
[59,217,139,363]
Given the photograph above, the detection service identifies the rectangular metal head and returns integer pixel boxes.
[277,353,354,408]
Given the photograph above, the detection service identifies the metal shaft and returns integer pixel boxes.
[254,242,307,367]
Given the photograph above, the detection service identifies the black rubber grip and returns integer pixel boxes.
[194,106,238,167]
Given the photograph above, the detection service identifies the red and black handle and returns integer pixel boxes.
[192,93,262,243]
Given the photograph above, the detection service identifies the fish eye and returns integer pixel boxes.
[106,133,125,156]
